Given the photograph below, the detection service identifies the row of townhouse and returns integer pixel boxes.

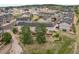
[0,13,14,24]
[58,8,74,31]
[0,13,14,37]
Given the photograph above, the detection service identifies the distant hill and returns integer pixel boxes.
[0,4,79,10]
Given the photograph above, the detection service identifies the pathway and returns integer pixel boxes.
[9,32,23,54]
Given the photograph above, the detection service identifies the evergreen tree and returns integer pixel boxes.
[20,25,33,44]
[36,24,46,44]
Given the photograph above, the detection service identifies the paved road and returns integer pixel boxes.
[2,20,16,30]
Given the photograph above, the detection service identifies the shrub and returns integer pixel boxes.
[72,24,76,33]
[2,32,12,44]
[12,27,18,34]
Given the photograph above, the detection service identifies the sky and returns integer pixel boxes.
[0,0,79,7]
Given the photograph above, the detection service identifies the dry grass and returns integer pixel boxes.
[20,36,58,54]
[14,29,76,54]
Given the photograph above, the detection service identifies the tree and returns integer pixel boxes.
[36,24,46,44]
[2,32,12,44]
[20,25,33,44]
[12,27,18,34]
[72,24,76,33]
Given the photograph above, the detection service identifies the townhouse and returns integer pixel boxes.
[58,7,74,31]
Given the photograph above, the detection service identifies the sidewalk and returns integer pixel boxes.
[9,32,23,54]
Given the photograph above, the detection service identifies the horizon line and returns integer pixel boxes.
[0,4,79,7]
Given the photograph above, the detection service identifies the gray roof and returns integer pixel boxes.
[16,22,54,27]
[16,17,31,21]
